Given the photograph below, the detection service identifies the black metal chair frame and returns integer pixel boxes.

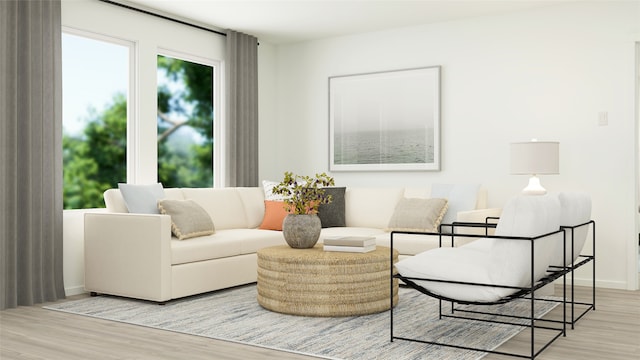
[389,222,578,359]
[539,220,596,329]
[480,218,596,329]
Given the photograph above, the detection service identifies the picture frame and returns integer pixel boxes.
[329,66,440,171]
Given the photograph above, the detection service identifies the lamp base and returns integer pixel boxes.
[522,176,547,195]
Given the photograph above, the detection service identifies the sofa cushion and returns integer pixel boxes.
[236,187,266,228]
[259,201,288,230]
[171,229,285,265]
[158,199,215,240]
[118,183,165,214]
[386,198,448,233]
[345,187,405,228]
[318,187,346,228]
[181,188,249,230]
[171,231,243,265]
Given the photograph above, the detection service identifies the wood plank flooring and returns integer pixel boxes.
[1,286,638,360]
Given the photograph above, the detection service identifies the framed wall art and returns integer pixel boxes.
[329,66,440,171]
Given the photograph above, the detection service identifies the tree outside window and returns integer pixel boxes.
[157,55,214,188]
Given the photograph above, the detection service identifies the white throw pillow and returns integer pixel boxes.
[118,183,165,214]
[262,180,286,201]
[430,183,480,228]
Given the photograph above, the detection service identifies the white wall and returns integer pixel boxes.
[264,2,640,289]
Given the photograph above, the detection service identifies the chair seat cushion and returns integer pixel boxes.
[395,242,515,303]
[395,194,563,303]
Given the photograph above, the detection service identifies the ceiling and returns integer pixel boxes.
[122,0,572,44]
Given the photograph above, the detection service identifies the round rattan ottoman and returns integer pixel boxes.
[257,245,399,317]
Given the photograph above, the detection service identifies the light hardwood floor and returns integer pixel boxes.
[1,286,638,360]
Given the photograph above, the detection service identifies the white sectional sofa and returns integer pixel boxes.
[84,186,500,303]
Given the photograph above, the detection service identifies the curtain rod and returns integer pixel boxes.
[98,0,227,37]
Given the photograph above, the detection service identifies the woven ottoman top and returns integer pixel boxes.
[258,244,397,263]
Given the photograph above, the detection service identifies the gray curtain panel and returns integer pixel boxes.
[225,30,259,187]
[0,0,65,309]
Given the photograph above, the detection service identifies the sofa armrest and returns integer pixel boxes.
[446,208,503,239]
[457,208,502,224]
[84,213,173,302]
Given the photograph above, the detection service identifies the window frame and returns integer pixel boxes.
[157,48,222,187]
[62,0,225,196]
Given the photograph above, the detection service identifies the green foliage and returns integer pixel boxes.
[63,94,127,209]
[157,55,214,188]
[271,172,335,215]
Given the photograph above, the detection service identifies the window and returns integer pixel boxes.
[157,53,215,187]
[62,0,224,209]
[62,31,130,209]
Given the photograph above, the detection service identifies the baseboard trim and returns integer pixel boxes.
[554,277,629,290]
[65,285,87,296]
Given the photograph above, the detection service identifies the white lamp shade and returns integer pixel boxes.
[510,141,559,175]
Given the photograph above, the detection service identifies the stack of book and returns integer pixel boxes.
[323,236,376,253]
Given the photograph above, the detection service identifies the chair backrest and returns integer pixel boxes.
[491,194,562,287]
[551,192,592,266]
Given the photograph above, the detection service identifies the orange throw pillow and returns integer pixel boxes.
[259,201,289,230]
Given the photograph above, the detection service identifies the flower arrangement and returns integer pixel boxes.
[271,172,335,215]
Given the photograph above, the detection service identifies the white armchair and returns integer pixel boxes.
[390,193,595,359]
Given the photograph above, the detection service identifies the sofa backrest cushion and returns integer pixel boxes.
[236,187,266,228]
[344,187,405,228]
[403,186,487,211]
[181,188,249,230]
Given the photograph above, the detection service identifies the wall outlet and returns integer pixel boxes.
[598,111,608,126]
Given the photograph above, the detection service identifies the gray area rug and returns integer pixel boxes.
[45,285,557,360]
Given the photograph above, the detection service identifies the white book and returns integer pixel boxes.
[323,236,376,247]
[323,245,376,253]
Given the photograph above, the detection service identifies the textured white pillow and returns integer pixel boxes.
[386,198,448,233]
[262,180,286,201]
[158,199,215,240]
[118,183,165,214]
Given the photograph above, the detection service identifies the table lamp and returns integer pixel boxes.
[510,140,559,195]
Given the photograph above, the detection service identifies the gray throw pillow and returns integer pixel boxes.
[158,199,215,240]
[318,187,346,228]
[386,198,448,233]
[118,183,165,214]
